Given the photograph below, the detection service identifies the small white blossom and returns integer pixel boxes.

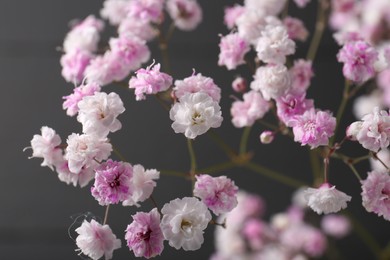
[304,183,351,214]
[170,92,223,139]
[161,197,212,251]
[77,92,125,138]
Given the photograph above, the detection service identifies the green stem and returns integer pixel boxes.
[346,163,363,181]
[187,139,197,192]
[112,146,127,162]
[239,126,252,155]
[160,169,188,178]
[103,205,110,225]
[244,162,307,188]
[306,0,329,61]
[309,148,323,185]
[198,161,236,175]
[207,130,237,159]
[331,79,351,146]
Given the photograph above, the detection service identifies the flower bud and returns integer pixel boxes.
[232,77,247,93]
[346,121,362,140]
[260,131,274,144]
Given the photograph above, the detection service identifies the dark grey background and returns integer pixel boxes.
[0,0,388,259]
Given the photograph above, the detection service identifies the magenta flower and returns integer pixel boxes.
[361,170,390,221]
[291,109,336,148]
[91,160,133,205]
[75,219,121,260]
[289,59,314,93]
[283,16,308,42]
[62,82,101,117]
[337,41,378,83]
[321,214,351,238]
[125,208,164,258]
[60,49,92,84]
[276,92,314,127]
[218,33,250,70]
[127,0,164,23]
[129,62,173,101]
[194,174,238,215]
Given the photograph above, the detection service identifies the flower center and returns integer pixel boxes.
[191,111,204,125]
[137,229,152,242]
[181,219,192,233]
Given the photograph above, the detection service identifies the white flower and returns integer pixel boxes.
[77,92,125,138]
[75,219,121,260]
[27,126,62,170]
[100,0,130,26]
[170,92,223,139]
[122,164,160,207]
[161,197,212,251]
[65,133,112,174]
[304,183,352,214]
[256,25,296,64]
[352,91,382,119]
[244,0,286,16]
[250,64,291,100]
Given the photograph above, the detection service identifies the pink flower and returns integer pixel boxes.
[355,107,390,152]
[289,59,314,92]
[283,17,308,42]
[224,5,245,29]
[276,92,314,127]
[166,0,203,31]
[60,49,92,84]
[55,158,97,187]
[231,90,270,128]
[291,109,336,148]
[361,170,390,221]
[75,219,121,260]
[63,15,104,53]
[122,164,160,207]
[129,62,173,100]
[294,0,311,8]
[77,92,125,138]
[62,83,101,117]
[194,174,238,215]
[333,31,364,46]
[28,126,63,170]
[91,160,133,205]
[304,183,352,214]
[173,73,221,102]
[337,41,378,83]
[377,69,390,106]
[160,197,212,251]
[256,25,296,64]
[100,0,131,26]
[218,33,250,70]
[118,17,157,41]
[109,35,151,72]
[127,0,164,23]
[125,208,164,258]
[244,0,286,16]
[231,77,247,93]
[65,133,112,174]
[251,64,291,101]
[321,214,351,238]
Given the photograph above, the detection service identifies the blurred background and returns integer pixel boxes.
[0,0,388,259]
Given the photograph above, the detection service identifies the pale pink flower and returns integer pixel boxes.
[283,17,308,42]
[194,174,238,215]
[118,17,157,41]
[260,131,274,144]
[125,208,164,258]
[346,121,363,141]
[65,133,112,174]
[231,90,270,128]
[109,35,151,72]
[173,73,221,102]
[224,5,245,29]
[355,107,390,152]
[63,15,104,53]
[63,83,101,117]
[77,92,125,138]
[91,160,133,205]
[289,59,314,93]
[128,0,164,23]
[55,158,97,187]
[321,214,351,238]
[294,0,311,8]
[304,183,352,214]
[231,77,247,93]
[170,92,223,139]
[242,219,275,250]
[161,197,212,251]
[218,33,250,70]
[250,64,291,101]
[337,41,379,83]
[122,164,160,207]
[352,91,382,119]
[60,49,92,84]
[129,62,173,100]
[333,31,364,46]
[291,109,336,148]
[377,69,390,106]
[166,0,203,31]
[361,170,390,221]
[75,219,121,260]
[244,0,286,16]
[100,0,131,26]
[28,126,63,170]
[276,92,314,127]
[256,25,296,64]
